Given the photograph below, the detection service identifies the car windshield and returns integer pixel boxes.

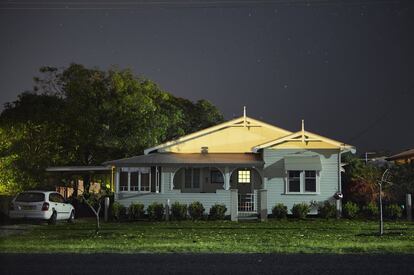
[15,192,45,202]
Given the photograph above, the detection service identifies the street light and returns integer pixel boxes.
[365,152,376,164]
[377,169,392,236]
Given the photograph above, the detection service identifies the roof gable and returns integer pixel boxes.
[253,129,355,152]
[144,116,292,154]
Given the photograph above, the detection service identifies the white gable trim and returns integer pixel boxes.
[252,130,355,153]
[144,116,292,155]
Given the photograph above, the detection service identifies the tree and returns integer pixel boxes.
[342,153,389,205]
[0,64,224,194]
[389,163,414,204]
[81,190,108,233]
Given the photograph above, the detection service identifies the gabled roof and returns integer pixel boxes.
[253,129,355,153]
[387,148,414,161]
[144,116,292,154]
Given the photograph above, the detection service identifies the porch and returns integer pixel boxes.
[104,153,268,221]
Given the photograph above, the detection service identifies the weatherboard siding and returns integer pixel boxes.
[116,167,232,214]
[263,148,340,214]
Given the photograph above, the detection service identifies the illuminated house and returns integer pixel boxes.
[104,109,355,220]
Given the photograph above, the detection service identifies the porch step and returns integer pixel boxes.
[237,216,258,221]
[237,214,258,220]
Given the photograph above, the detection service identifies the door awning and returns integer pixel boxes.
[284,155,322,171]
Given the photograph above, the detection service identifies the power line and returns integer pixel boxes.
[0,0,404,10]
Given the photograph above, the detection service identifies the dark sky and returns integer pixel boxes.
[0,0,413,154]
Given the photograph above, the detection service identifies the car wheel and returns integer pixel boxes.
[48,211,57,225]
[68,210,75,223]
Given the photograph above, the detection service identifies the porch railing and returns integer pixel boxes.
[238,193,256,212]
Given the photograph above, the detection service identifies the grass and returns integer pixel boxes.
[1,218,414,254]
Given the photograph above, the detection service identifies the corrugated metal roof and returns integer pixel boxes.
[103,153,264,167]
[387,149,414,161]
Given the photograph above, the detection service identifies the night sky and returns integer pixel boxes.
[0,0,413,154]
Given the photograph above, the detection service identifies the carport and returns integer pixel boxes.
[45,166,114,199]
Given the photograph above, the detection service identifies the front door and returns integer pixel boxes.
[236,169,254,212]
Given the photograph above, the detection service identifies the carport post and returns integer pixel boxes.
[104,197,110,222]
[407,194,412,221]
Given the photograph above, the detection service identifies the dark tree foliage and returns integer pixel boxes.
[389,163,414,204]
[0,64,224,194]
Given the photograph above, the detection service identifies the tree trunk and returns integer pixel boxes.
[96,215,100,234]
[73,179,78,198]
[83,174,91,194]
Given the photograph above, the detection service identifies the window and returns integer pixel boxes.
[120,172,128,191]
[141,172,150,192]
[286,170,319,194]
[49,193,64,203]
[130,172,139,191]
[238,170,251,183]
[288,171,301,192]
[16,192,45,202]
[305,171,317,192]
[193,169,200,188]
[184,168,201,189]
[210,170,224,184]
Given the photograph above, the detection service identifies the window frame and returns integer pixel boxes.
[285,170,320,195]
[118,168,152,193]
[238,170,251,184]
[182,168,202,191]
[210,169,224,184]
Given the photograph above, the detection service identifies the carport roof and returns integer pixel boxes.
[46,166,111,172]
[103,153,264,167]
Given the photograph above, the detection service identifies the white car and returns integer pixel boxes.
[9,191,75,224]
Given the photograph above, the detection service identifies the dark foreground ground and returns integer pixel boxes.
[1,253,413,275]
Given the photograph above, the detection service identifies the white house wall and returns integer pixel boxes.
[263,148,340,214]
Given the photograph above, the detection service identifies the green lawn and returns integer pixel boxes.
[1,218,414,253]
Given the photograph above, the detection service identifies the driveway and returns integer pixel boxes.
[1,253,413,275]
[0,224,40,237]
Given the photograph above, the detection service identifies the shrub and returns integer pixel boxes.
[147,202,164,221]
[291,203,310,219]
[128,203,145,221]
[171,202,187,220]
[384,204,402,220]
[342,201,359,219]
[362,202,379,219]
[318,201,336,219]
[209,204,227,220]
[272,203,288,219]
[188,201,205,220]
[111,202,126,221]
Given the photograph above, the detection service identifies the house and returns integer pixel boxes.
[104,110,355,221]
[387,149,414,165]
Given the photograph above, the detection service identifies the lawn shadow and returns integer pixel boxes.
[356,231,406,237]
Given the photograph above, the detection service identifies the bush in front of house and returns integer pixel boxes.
[128,203,145,221]
[384,204,402,220]
[272,203,288,219]
[188,201,205,220]
[291,203,310,219]
[111,202,127,221]
[171,202,188,220]
[147,202,165,221]
[342,201,359,219]
[362,202,379,219]
[318,201,336,219]
[209,204,227,220]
